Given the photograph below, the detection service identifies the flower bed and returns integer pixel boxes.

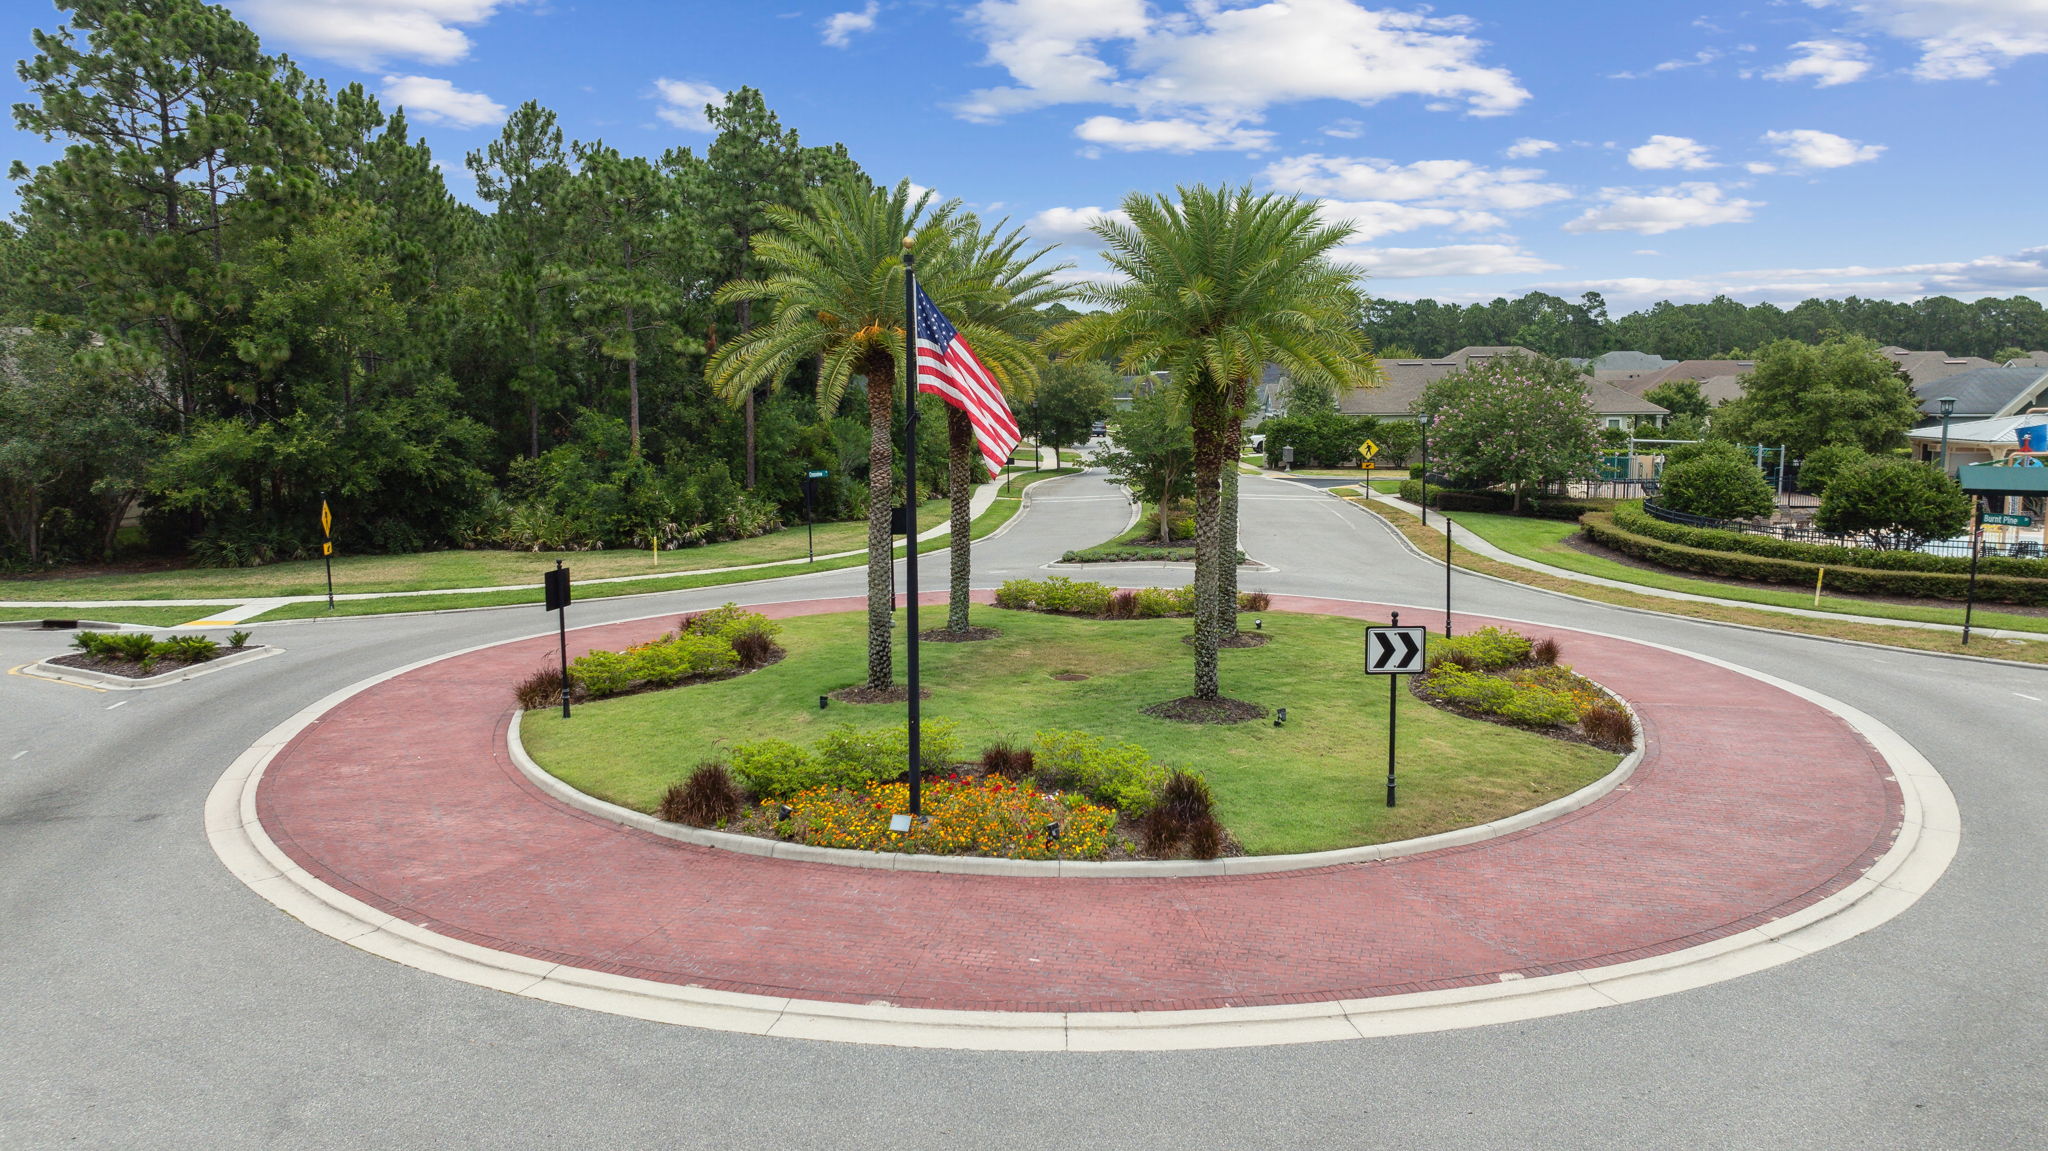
[51,629,255,679]
[553,603,782,701]
[766,776,1117,860]
[1412,626,1633,750]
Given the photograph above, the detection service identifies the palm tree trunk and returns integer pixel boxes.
[946,406,974,633]
[864,358,896,690]
[1189,387,1227,701]
[1218,455,1240,634]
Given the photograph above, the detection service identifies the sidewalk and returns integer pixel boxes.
[1359,487,2038,643]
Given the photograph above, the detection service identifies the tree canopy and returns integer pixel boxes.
[1417,352,1601,510]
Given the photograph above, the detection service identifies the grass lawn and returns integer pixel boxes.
[1441,509,2048,636]
[250,471,1077,621]
[0,605,235,627]
[1351,497,2048,665]
[519,607,1621,856]
[0,498,965,602]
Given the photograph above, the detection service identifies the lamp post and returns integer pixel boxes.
[1418,414,1432,527]
[1938,395,1958,475]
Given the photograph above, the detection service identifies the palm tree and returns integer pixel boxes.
[928,216,1069,634]
[1052,185,1375,703]
[706,179,960,691]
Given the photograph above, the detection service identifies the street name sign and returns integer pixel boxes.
[1365,626,1426,675]
[1983,513,2033,526]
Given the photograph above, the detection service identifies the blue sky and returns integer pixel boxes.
[8,0,2047,313]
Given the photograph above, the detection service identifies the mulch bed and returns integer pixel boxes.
[1180,631,1271,649]
[1140,696,1270,724]
[918,626,1002,643]
[1050,672,1089,681]
[1408,678,1634,754]
[828,684,935,704]
[47,646,260,680]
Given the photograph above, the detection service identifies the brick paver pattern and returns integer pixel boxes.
[256,595,1901,1012]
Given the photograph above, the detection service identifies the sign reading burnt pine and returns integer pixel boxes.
[1365,616,1428,806]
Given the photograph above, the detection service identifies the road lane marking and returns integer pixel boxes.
[105,699,128,710]
[10,750,24,760]
[2016,693,2042,702]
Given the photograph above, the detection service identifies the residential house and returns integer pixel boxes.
[1910,364,2048,426]
[1614,359,1755,408]
[1877,346,1996,385]
[1336,345,1668,431]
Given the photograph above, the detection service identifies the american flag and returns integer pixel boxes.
[913,284,1021,479]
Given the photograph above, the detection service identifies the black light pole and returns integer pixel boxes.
[1938,395,1958,474]
[902,242,924,817]
[1443,517,1454,636]
[1963,497,1983,645]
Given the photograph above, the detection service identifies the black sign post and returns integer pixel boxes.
[1366,611,1428,807]
[544,560,572,718]
[803,469,827,562]
[1444,518,1454,637]
[319,493,335,609]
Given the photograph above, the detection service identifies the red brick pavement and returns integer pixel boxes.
[254,595,1901,1012]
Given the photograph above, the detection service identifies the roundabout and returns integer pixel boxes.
[210,591,1949,1049]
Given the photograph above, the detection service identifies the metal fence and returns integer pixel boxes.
[1642,501,2045,560]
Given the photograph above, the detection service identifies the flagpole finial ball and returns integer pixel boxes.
[903,235,914,250]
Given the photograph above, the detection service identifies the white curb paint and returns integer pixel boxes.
[205,600,1957,1051]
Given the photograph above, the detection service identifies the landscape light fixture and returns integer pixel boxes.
[1938,396,1959,474]
[777,804,793,823]
[1043,821,1062,843]
[819,694,829,710]
[1274,706,1288,728]
[1254,618,1262,630]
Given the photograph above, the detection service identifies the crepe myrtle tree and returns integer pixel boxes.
[1415,351,1602,511]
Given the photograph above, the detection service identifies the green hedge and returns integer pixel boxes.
[1617,504,2048,579]
[1581,512,2048,605]
[1395,480,1600,522]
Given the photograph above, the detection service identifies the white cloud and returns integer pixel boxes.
[1764,128,1885,168]
[1264,154,1571,212]
[1317,200,1498,241]
[1333,242,1559,278]
[651,78,725,131]
[1563,183,1760,235]
[1073,115,1272,152]
[1538,247,2048,308]
[379,75,505,128]
[1764,39,1875,86]
[230,0,511,68]
[1627,135,1717,171]
[958,0,1527,124]
[1745,161,1779,174]
[1810,0,2048,79]
[822,1,880,47]
[1612,48,1723,78]
[1503,137,1558,159]
[1323,117,1366,139]
[1026,205,1132,244]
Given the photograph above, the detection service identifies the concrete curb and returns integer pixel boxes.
[503,701,1645,878]
[18,644,281,691]
[206,602,1955,1050]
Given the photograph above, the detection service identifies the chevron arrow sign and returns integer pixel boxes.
[1365,626,1427,675]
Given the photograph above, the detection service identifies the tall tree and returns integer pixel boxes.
[466,101,570,458]
[707,179,962,691]
[550,142,706,456]
[1714,335,1920,456]
[1417,352,1601,511]
[1053,186,1374,703]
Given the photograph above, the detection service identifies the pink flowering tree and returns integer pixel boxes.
[1416,352,1602,511]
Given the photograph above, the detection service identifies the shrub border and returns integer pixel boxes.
[1583,512,2048,606]
[1620,503,2048,578]
[21,642,281,691]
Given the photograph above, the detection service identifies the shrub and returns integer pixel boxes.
[1140,770,1216,857]
[1612,503,2048,579]
[730,631,775,669]
[1531,637,1561,665]
[993,578,1036,609]
[1186,815,1224,860]
[625,632,738,687]
[1033,729,1167,813]
[1815,459,1972,551]
[105,632,158,662]
[775,777,1115,860]
[1237,590,1272,611]
[513,665,567,710]
[567,649,636,698]
[1132,585,1194,618]
[1495,682,1581,727]
[1427,626,1532,671]
[1662,438,1750,469]
[159,634,220,663]
[1422,664,1516,712]
[228,629,253,648]
[816,719,962,782]
[1658,454,1777,520]
[658,761,745,826]
[1103,588,1140,619]
[1796,444,1870,495]
[70,631,114,657]
[680,603,781,650]
[729,739,820,798]
[1581,702,1633,748]
[1035,576,1115,615]
[981,740,1035,779]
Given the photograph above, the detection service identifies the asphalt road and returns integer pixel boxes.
[3,469,2043,1150]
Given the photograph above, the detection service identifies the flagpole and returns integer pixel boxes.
[902,241,923,818]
